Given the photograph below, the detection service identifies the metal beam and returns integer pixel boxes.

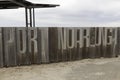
[0,0,59,27]
[25,7,35,27]
[33,8,35,27]
[8,0,27,7]
[25,7,28,27]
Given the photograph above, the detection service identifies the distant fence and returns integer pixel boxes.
[0,27,119,67]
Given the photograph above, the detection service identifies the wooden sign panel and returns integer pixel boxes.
[0,27,119,68]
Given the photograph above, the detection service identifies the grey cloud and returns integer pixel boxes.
[1,0,120,27]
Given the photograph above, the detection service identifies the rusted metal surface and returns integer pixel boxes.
[0,27,119,67]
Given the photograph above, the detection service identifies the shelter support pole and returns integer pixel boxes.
[25,7,35,27]
[25,7,28,27]
[33,8,35,27]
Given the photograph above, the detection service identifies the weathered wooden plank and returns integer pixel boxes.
[66,28,76,61]
[117,28,120,55]
[58,28,68,61]
[103,28,114,57]
[101,28,106,57]
[82,28,90,59]
[38,28,49,63]
[37,28,42,64]
[49,28,59,62]
[16,28,29,65]
[3,28,17,67]
[57,28,62,61]
[28,28,40,64]
[95,27,102,58]
[106,28,112,57]
[111,28,118,57]
[74,28,83,60]
[57,28,65,62]
[0,28,3,67]
[89,27,96,58]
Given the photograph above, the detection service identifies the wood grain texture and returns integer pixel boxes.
[0,27,119,68]
[39,28,49,63]
[3,28,17,67]
[16,28,29,65]
[28,28,38,64]
[0,28,3,67]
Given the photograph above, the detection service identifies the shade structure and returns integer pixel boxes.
[0,0,59,9]
[0,0,60,27]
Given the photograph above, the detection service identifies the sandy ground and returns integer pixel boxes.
[0,57,120,80]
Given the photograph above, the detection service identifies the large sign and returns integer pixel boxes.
[49,27,118,62]
[0,27,119,67]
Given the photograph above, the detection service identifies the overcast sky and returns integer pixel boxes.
[0,0,120,27]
